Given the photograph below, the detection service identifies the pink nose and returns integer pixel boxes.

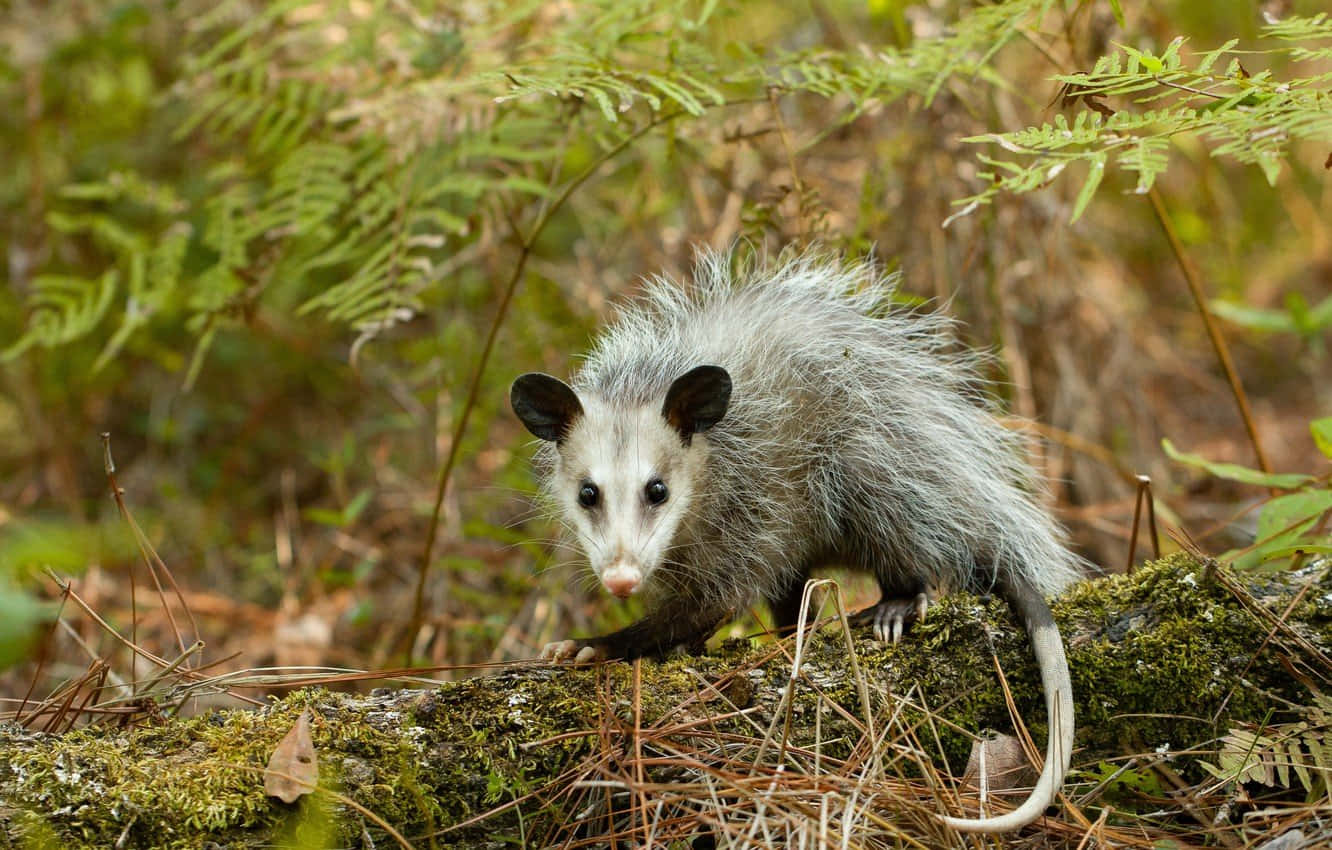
[602,570,641,599]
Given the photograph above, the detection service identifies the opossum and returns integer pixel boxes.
[510,251,1082,832]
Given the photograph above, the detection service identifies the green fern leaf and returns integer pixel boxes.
[3,271,119,360]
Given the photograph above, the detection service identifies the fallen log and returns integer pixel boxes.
[2,554,1328,848]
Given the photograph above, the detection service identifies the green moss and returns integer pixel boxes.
[1,688,482,849]
[1057,554,1313,764]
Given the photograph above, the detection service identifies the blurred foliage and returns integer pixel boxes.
[0,582,47,670]
[0,517,137,668]
[3,0,1065,368]
[1165,417,1332,570]
[1211,290,1332,356]
[1,0,1330,698]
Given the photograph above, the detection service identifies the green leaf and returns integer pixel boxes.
[1309,294,1332,328]
[1312,418,1332,459]
[303,489,374,528]
[1120,44,1164,74]
[1230,489,1332,569]
[1070,153,1106,223]
[1286,291,1312,335]
[1208,299,1295,333]
[1257,489,1332,541]
[1107,0,1125,29]
[303,508,349,528]
[1197,39,1239,74]
[0,583,50,670]
[59,182,120,201]
[343,489,373,524]
[1160,37,1185,70]
[3,270,120,360]
[183,322,218,391]
[1253,544,1332,560]
[1162,439,1313,489]
[1255,152,1282,186]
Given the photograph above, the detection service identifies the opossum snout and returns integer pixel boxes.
[601,562,643,599]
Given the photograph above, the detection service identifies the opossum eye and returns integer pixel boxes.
[577,481,599,508]
[645,478,668,505]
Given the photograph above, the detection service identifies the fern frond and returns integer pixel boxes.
[1265,12,1332,66]
[1202,696,1332,797]
[6,172,192,367]
[93,223,193,373]
[254,142,355,238]
[10,0,1122,372]
[3,271,118,360]
[953,22,1332,221]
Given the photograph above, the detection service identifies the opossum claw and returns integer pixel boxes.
[540,639,606,663]
[574,644,604,663]
[539,640,577,661]
[857,592,932,644]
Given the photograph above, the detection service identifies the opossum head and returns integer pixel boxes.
[511,365,731,599]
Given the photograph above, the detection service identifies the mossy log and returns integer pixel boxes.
[2,554,1328,849]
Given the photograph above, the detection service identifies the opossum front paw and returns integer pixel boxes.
[855,592,931,644]
[540,639,606,663]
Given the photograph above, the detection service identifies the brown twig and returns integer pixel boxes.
[1212,567,1332,675]
[1146,188,1272,483]
[1145,478,1161,561]
[1125,475,1161,572]
[103,433,201,660]
[1148,756,1243,848]
[15,584,71,725]
[1212,569,1321,722]
[25,570,265,721]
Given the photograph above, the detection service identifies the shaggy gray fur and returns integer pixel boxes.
[562,251,1082,605]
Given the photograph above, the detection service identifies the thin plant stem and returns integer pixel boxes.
[1125,475,1161,573]
[1146,187,1273,483]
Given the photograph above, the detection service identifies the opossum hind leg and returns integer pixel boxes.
[855,581,933,644]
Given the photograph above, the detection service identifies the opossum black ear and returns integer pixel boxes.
[663,365,731,440]
[511,373,583,442]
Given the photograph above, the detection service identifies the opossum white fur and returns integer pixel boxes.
[511,250,1083,832]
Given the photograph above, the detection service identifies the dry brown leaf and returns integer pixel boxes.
[961,732,1037,793]
[264,708,318,803]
